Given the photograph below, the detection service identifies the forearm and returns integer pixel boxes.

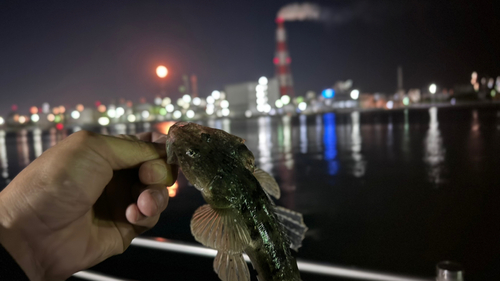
[0,189,44,281]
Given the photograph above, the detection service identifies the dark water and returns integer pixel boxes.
[2,105,500,280]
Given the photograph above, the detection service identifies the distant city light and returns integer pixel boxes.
[98,105,106,113]
[322,88,335,99]
[403,97,410,106]
[386,100,394,109]
[429,84,437,94]
[211,90,221,100]
[19,116,26,124]
[192,97,201,106]
[177,98,185,106]
[263,104,271,113]
[47,114,55,122]
[256,97,267,105]
[256,91,265,99]
[222,108,230,116]
[153,97,161,105]
[141,110,150,119]
[473,83,479,92]
[116,107,125,116]
[71,110,80,119]
[491,90,497,97]
[56,123,64,131]
[53,107,60,115]
[275,100,283,108]
[281,95,291,105]
[206,96,215,104]
[296,96,304,104]
[156,65,168,78]
[206,106,214,115]
[298,102,307,111]
[30,106,38,115]
[42,103,50,114]
[258,76,268,85]
[350,89,360,100]
[76,104,84,112]
[98,117,110,126]
[256,104,265,112]
[159,108,167,115]
[0,117,3,125]
[182,94,192,103]
[107,108,116,118]
[31,114,40,123]
[59,106,66,114]
[488,78,494,89]
[173,110,182,119]
[220,100,229,108]
[127,114,136,122]
[245,110,252,118]
[162,97,171,106]
[166,104,175,113]
[186,110,195,119]
[256,84,267,92]
[182,103,190,109]
[54,115,61,123]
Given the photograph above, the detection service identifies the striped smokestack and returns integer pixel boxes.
[274,17,294,97]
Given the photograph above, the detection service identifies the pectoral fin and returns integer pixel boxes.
[275,206,308,251]
[214,251,250,281]
[191,204,251,252]
[254,168,281,199]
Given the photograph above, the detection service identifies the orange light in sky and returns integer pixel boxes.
[155,121,176,135]
[76,104,84,112]
[167,182,178,197]
[98,104,106,113]
[30,106,38,115]
[156,65,168,78]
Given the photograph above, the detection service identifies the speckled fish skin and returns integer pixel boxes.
[165,122,301,281]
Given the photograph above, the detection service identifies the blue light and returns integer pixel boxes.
[322,88,335,99]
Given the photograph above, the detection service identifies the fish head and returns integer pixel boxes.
[166,122,255,204]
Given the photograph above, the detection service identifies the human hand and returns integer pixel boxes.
[0,131,176,281]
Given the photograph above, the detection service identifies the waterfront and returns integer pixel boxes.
[2,105,500,280]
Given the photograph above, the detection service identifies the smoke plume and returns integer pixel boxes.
[277,3,321,21]
[277,1,411,24]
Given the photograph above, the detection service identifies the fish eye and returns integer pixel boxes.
[186,148,200,158]
[201,133,211,143]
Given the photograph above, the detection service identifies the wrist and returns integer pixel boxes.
[0,189,44,281]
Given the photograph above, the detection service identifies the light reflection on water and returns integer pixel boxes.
[0,130,8,181]
[257,116,273,173]
[323,113,338,175]
[424,107,445,184]
[350,111,366,178]
[16,130,30,168]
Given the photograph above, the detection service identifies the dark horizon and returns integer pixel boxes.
[1,0,499,115]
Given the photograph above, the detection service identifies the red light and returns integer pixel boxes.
[95,101,101,107]
[273,57,279,65]
[286,57,291,64]
[56,123,64,130]
[11,104,18,111]
[275,17,285,23]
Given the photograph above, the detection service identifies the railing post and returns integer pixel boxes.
[436,261,464,281]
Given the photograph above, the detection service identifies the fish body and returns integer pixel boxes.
[165,122,306,281]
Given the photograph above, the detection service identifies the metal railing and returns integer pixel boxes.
[74,237,437,281]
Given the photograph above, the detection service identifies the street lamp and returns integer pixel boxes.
[156,65,168,78]
[429,84,437,95]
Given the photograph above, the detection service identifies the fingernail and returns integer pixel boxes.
[152,190,164,210]
[151,163,167,182]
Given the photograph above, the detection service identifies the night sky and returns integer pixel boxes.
[1,0,499,115]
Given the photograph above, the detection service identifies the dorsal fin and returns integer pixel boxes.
[275,206,308,251]
[254,168,281,199]
[191,204,251,252]
[213,251,250,281]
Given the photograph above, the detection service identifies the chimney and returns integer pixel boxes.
[274,18,295,97]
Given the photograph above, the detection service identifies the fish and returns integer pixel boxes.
[164,122,308,281]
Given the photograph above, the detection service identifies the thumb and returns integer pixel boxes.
[65,131,167,170]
